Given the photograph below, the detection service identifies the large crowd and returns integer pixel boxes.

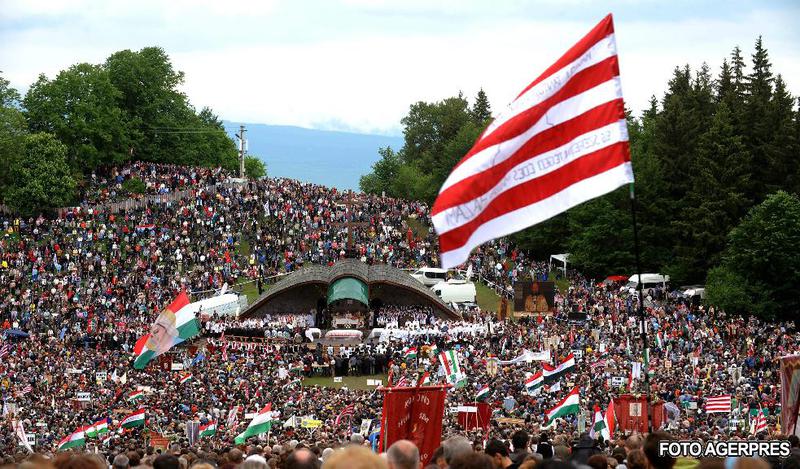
[1,163,797,469]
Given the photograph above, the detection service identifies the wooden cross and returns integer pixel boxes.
[330,193,370,257]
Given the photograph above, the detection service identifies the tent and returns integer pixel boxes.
[549,253,570,276]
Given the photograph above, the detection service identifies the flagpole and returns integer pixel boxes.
[629,183,652,433]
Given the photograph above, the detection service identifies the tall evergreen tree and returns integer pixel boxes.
[730,46,747,99]
[471,88,492,126]
[765,75,798,194]
[629,97,671,271]
[716,59,735,106]
[678,102,751,279]
[743,36,775,200]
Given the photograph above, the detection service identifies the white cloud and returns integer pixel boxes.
[1,2,798,135]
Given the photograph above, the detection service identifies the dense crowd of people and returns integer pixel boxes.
[0,163,796,469]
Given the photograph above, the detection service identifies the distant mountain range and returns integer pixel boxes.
[223,122,403,190]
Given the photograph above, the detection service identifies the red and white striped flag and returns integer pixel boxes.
[432,14,634,268]
[226,405,240,429]
[0,343,13,360]
[752,405,768,435]
[335,404,355,426]
[704,395,732,413]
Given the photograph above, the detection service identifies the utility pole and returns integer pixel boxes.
[236,125,247,178]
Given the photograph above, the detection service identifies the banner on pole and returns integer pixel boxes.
[380,385,450,466]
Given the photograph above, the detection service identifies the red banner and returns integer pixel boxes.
[457,402,492,430]
[781,355,800,437]
[380,385,450,466]
[611,395,668,432]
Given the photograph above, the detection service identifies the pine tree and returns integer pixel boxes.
[680,102,751,278]
[652,65,715,282]
[765,75,798,194]
[471,88,492,126]
[716,59,734,106]
[796,97,800,194]
[744,36,775,200]
[631,97,671,271]
[730,46,747,98]
[652,66,695,207]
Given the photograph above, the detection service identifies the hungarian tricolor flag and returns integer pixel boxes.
[200,421,217,438]
[127,390,144,402]
[432,14,634,268]
[133,290,199,369]
[86,418,110,438]
[475,385,490,402]
[179,373,193,385]
[404,347,418,361]
[57,426,87,451]
[545,386,580,425]
[543,353,576,383]
[525,371,544,395]
[419,372,432,386]
[235,404,274,444]
[438,350,466,387]
[121,409,146,429]
[589,406,611,441]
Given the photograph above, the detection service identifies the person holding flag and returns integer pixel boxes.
[235,404,275,444]
[200,420,217,438]
[589,405,611,441]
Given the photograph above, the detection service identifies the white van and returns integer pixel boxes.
[411,267,448,287]
[626,273,669,292]
[681,286,706,300]
[431,279,477,304]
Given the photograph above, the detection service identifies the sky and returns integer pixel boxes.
[2,0,799,136]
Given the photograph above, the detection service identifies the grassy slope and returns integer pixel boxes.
[476,281,501,313]
[302,374,388,391]
[405,216,430,240]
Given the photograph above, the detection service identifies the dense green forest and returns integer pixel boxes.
[360,38,800,319]
[0,47,244,213]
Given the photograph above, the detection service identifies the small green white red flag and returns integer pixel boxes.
[57,426,87,451]
[200,421,217,438]
[121,409,146,429]
[86,418,110,438]
[419,372,432,386]
[235,404,274,444]
[525,371,544,395]
[545,386,580,425]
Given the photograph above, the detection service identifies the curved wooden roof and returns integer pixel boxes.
[240,259,460,319]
